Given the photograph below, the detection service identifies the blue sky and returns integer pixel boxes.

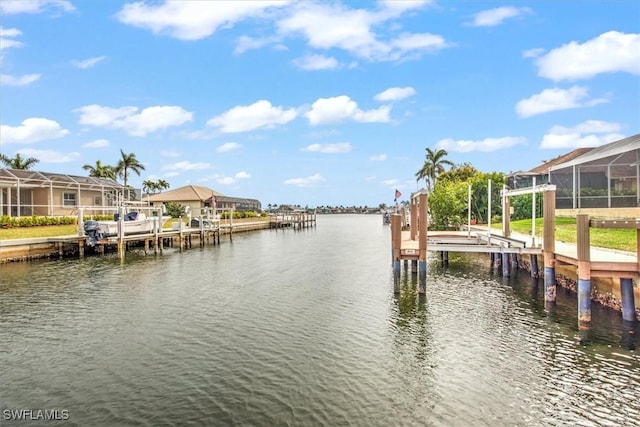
[1,1,639,207]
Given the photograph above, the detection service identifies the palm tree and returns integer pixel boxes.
[156,179,170,192]
[0,153,40,170]
[142,179,157,195]
[115,149,145,187]
[82,160,116,179]
[415,147,453,192]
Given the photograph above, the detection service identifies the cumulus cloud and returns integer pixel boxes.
[374,87,416,102]
[72,56,107,69]
[370,154,387,161]
[0,0,74,15]
[278,3,449,62]
[75,104,193,136]
[305,95,391,125]
[436,136,526,153]
[82,139,110,148]
[216,142,242,153]
[1,118,69,144]
[163,161,210,171]
[469,6,531,27]
[515,86,608,118]
[207,100,297,133]
[0,73,41,86]
[302,142,352,153]
[115,1,447,63]
[235,171,251,179]
[292,54,339,70]
[540,121,624,149]
[284,173,325,187]
[116,1,290,41]
[534,31,640,81]
[17,148,79,163]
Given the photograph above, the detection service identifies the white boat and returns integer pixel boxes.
[84,211,167,246]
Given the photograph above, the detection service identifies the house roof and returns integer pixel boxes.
[143,185,225,202]
[528,147,594,174]
[549,133,640,171]
[0,168,123,189]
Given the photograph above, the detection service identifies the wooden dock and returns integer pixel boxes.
[392,187,639,328]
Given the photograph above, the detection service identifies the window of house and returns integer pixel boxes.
[94,196,102,205]
[63,192,77,207]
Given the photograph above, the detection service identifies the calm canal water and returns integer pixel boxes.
[1,214,639,426]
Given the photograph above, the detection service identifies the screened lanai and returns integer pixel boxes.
[549,134,640,209]
[0,168,125,217]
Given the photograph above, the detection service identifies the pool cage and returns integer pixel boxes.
[549,134,640,209]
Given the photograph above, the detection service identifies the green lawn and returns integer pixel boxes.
[501,217,636,252]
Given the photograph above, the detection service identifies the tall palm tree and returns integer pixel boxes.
[415,147,453,192]
[82,160,116,179]
[0,153,40,170]
[115,149,145,187]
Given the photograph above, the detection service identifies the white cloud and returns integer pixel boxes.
[75,104,193,136]
[216,142,242,153]
[535,31,640,81]
[0,27,24,50]
[469,6,531,27]
[292,54,339,70]
[305,95,391,125]
[0,73,41,86]
[163,161,210,171]
[382,179,400,186]
[1,118,69,144]
[540,121,624,149]
[116,1,291,41]
[374,86,416,102]
[284,173,325,187]
[234,35,280,55]
[515,86,608,118]
[72,56,107,69]
[436,136,526,153]
[302,142,352,154]
[82,139,110,148]
[207,100,297,133]
[235,171,251,179]
[17,148,79,163]
[0,0,74,15]
[370,154,387,161]
[277,3,448,62]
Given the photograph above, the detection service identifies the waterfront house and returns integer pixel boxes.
[142,185,262,215]
[507,133,640,218]
[0,168,124,217]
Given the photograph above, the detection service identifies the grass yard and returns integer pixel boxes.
[503,217,636,253]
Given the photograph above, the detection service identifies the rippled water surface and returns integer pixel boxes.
[1,215,639,426]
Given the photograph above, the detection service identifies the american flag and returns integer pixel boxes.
[394,189,401,202]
